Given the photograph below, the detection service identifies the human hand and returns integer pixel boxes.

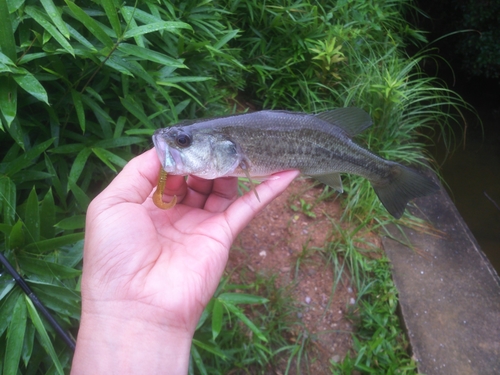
[71,148,298,374]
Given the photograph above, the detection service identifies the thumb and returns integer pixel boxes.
[93,149,160,209]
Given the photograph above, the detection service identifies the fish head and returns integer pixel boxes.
[153,126,241,179]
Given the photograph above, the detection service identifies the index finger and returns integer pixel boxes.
[223,170,299,238]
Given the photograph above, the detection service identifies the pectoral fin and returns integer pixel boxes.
[313,173,343,193]
[240,160,260,202]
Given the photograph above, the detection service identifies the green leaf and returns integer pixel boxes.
[190,345,208,375]
[155,81,204,107]
[174,99,190,116]
[24,186,40,245]
[40,188,56,239]
[21,322,35,368]
[0,176,16,226]
[0,289,20,337]
[68,180,90,209]
[192,338,227,359]
[117,6,143,47]
[157,76,212,83]
[66,22,97,51]
[101,0,121,37]
[1,142,20,163]
[4,294,27,375]
[123,21,192,39]
[17,51,51,65]
[0,56,12,72]
[0,51,16,67]
[8,219,25,250]
[44,154,66,205]
[124,129,155,136]
[11,170,53,185]
[92,147,127,171]
[213,29,240,50]
[68,147,92,184]
[119,96,155,129]
[0,0,17,60]
[102,53,133,76]
[14,71,52,105]
[57,239,84,268]
[24,232,85,253]
[107,54,155,84]
[40,0,70,38]
[211,299,223,341]
[25,296,64,375]
[113,115,126,138]
[0,224,11,235]
[93,136,144,149]
[29,283,81,319]
[25,5,74,56]
[17,255,82,280]
[0,76,17,127]
[54,215,85,230]
[85,86,104,103]
[5,138,54,176]
[70,89,85,132]
[218,292,269,305]
[5,119,24,150]
[196,299,213,330]
[0,273,16,301]
[222,302,268,342]
[118,43,185,67]
[64,0,114,48]
[121,6,162,27]
[80,95,113,138]
[7,0,23,13]
[49,143,85,154]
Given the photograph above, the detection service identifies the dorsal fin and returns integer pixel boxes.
[172,112,252,127]
[315,107,372,137]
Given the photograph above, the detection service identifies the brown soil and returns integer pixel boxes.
[226,178,365,374]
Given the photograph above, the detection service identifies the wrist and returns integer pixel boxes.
[71,301,193,375]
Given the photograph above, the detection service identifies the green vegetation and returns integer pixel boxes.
[0,0,470,374]
[291,198,317,218]
[326,228,418,374]
[191,273,302,374]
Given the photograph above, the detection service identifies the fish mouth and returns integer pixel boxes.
[153,134,184,173]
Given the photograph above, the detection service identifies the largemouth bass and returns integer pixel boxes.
[153,108,438,218]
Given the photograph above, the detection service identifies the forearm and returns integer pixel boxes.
[71,305,193,375]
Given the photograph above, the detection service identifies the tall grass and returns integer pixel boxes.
[220,0,427,111]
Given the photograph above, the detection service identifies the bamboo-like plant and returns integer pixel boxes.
[0,1,244,373]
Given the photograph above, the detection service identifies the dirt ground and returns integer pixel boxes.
[226,177,366,374]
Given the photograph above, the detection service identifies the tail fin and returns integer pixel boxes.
[371,164,439,219]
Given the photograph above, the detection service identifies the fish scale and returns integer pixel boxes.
[153,107,438,218]
[223,124,389,181]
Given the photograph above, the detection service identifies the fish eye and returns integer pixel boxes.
[175,133,191,148]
